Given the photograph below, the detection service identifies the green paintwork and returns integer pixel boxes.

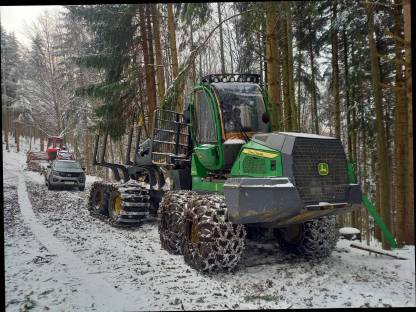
[191,154,224,192]
[189,81,276,192]
[190,83,224,171]
[347,161,397,248]
[230,140,283,177]
[347,161,358,183]
[318,162,329,176]
[191,154,207,177]
[362,195,398,248]
[194,144,218,169]
[192,176,224,192]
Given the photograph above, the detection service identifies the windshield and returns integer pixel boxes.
[53,161,82,170]
[211,82,268,134]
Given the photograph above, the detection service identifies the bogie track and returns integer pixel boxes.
[88,180,151,227]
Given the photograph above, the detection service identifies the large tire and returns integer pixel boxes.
[107,180,151,226]
[88,181,109,216]
[47,177,54,190]
[275,216,339,259]
[158,191,197,254]
[182,195,246,273]
[107,186,122,223]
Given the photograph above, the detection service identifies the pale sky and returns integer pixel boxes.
[0,5,63,47]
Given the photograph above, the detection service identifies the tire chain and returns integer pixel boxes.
[182,194,246,273]
[87,180,151,228]
[158,190,198,254]
[299,215,339,258]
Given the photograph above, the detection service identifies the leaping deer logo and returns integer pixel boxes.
[318,162,329,176]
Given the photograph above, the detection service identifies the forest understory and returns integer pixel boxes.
[1,1,415,310]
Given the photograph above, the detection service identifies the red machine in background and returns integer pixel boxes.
[26,135,75,172]
[46,136,64,160]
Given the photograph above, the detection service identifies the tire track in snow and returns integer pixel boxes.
[17,172,147,312]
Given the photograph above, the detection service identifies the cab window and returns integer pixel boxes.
[193,90,217,144]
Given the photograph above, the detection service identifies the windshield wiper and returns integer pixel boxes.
[231,115,250,142]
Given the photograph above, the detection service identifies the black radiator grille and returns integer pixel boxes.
[292,137,348,205]
[59,172,80,177]
[242,156,266,175]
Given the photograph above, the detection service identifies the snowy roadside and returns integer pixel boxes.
[3,138,416,310]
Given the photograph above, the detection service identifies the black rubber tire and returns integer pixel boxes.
[182,195,246,273]
[158,191,197,255]
[275,216,339,259]
[88,182,109,216]
[47,177,54,190]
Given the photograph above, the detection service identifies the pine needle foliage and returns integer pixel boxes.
[67,4,139,139]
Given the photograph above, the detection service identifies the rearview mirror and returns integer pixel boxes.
[82,167,86,171]
[47,165,51,168]
[262,112,270,124]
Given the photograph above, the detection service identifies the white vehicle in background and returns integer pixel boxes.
[45,160,86,191]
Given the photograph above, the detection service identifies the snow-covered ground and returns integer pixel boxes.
[3,136,416,311]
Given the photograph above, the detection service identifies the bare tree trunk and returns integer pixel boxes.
[152,4,166,105]
[84,132,90,174]
[281,7,291,131]
[343,29,353,161]
[367,4,391,249]
[167,3,181,111]
[5,108,10,151]
[286,2,297,130]
[29,127,32,150]
[392,0,408,246]
[167,3,179,79]
[140,5,157,132]
[15,122,20,153]
[146,5,157,108]
[265,1,282,130]
[190,24,196,84]
[331,0,341,139]
[374,153,382,242]
[151,3,165,105]
[309,40,319,134]
[39,130,42,151]
[403,0,414,244]
[218,2,226,74]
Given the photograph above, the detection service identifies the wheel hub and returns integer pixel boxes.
[114,195,122,216]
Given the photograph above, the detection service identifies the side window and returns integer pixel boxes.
[194,90,217,144]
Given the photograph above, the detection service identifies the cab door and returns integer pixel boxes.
[191,88,223,170]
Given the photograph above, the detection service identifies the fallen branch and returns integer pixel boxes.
[350,242,408,260]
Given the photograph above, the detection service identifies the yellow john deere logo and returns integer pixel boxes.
[318,162,329,176]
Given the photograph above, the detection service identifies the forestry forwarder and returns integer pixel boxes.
[88,73,363,273]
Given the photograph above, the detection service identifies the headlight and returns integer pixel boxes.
[51,170,58,176]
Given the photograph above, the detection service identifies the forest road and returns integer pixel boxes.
[3,146,416,311]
